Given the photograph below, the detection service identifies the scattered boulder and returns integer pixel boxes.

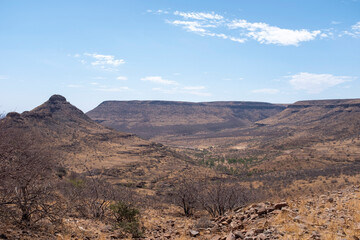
[274,202,288,210]
[189,230,200,237]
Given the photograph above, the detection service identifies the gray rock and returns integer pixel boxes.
[189,230,200,237]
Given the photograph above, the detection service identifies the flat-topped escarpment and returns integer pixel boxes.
[86,100,286,140]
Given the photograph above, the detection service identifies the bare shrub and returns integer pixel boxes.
[173,177,199,217]
[0,130,64,226]
[59,169,136,220]
[198,178,247,217]
[58,171,114,219]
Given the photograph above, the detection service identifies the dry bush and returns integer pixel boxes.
[172,177,199,217]
[59,169,136,220]
[198,178,247,217]
[0,130,65,227]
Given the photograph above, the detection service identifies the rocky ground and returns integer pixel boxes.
[1,185,359,239]
[143,185,360,240]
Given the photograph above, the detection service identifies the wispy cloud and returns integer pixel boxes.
[251,88,280,94]
[174,11,223,20]
[288,72,354,93]
[147,9,169,14]
[117,76,128,81]
[0,75,8,80]
[331,21,341,25]
[141,76,179,85]
[344,21,360,38]
[165,11,324,46]
[167,12,246,44]
[85,53,125,69]
[228,20,321,46]
[73,53,125,71]
[143,75,211,96]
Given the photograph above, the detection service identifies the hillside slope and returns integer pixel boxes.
[86,100,285,143]
[0,95,205,187]
[203,98,360,173]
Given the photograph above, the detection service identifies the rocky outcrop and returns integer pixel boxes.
[143,185,360,240]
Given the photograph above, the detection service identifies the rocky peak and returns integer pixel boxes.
[48,94,67,103]
[6,112,21,119]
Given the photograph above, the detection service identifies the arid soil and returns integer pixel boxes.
[1,95,360,239]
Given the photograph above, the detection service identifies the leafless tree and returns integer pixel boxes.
[0,130,64,226]
[59,168,134,220]
[173,177,199,216]
[198,178,246,217]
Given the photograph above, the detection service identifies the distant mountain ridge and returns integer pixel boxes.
[86,100,286,140]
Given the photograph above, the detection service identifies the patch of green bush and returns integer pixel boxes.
[110,201,142,238]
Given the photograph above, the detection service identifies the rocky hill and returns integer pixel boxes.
[86,100,285,144]
[0,95,207,187]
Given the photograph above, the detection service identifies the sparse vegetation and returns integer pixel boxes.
[110,201,142,238]
[2,95,360,239]
[173,177,199,217]
[0,131,65,227]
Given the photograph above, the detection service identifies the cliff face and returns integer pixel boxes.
[86,100,286,140]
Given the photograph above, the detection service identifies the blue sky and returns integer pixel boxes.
[0,0,359,113]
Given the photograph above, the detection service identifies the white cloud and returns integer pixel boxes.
[73,53,125,71]
[168,20,246,43]
[228,20,321,46]
[288,72,353,93]
[174,11,223,20]
[331,21,341,25]
[170,20,207,33]
[352,21,360,31]
[0,76,8,80]
[84,53,125,68]
[344,21,360,38]
[167,11,323,46]
[147,9,169,14]
[90,82,99,85]
[251,88,280,94]
[117,76,128,81]
[141,76,179,85]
